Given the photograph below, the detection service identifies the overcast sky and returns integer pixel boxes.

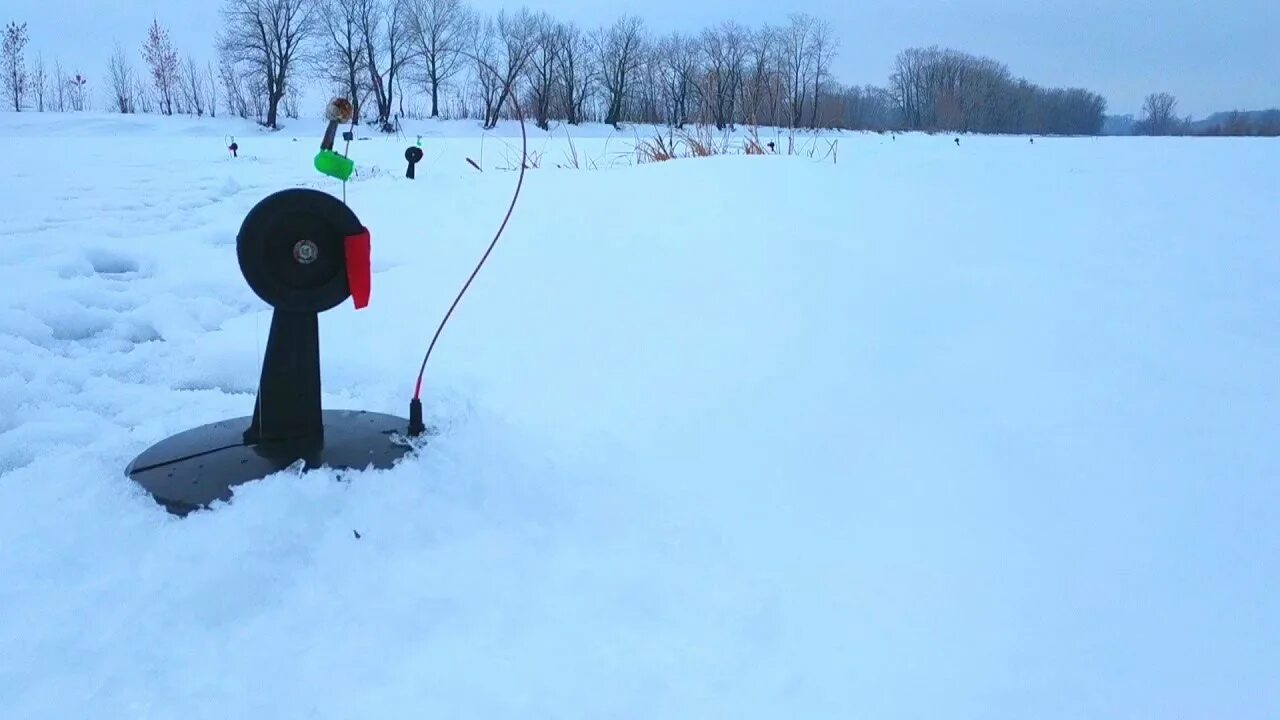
[9,0,1278,117]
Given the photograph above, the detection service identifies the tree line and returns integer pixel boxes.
[7,5,1269,137]
[886,47,1106,135]
[1196,110,1280,137]
[1130,92,1280,137]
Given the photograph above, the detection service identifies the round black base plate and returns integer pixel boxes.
[126,410,413,516]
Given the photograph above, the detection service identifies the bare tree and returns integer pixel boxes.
[474,8,534,129]
[700,22,747,129]
[68,70,87,111]
[739,25,776,125]
[594,15,645,127]
[3,21,29,111]
[1137,92,1180,135]
[32,52,45,111]
[52,60,67,111]
[657,32,698,128]
[471,15,502,126]
[134,75,155,112]
[781,14,814,126]
[891,46,960,130]
[180,56,205,115]
[635,43,663,124]
[206,60,219,116]
[107,43,137,113]
[409,0,472,118]
[218,50,249,117]
[807,18,835,128]
[394,68,408,116]
[316,0,368,122]
[888,46,926,129]
[141,19,180,114]
[555,21,591,124]
[251,86,265,119]
[219,0,318,128]
[246,73,266,119]
[357,0,414,130]
[523,12,558,130]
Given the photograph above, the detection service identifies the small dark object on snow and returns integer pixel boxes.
[1030,137,1035,144]
[229,142,238,157]
[767,141,776,153]
[353,530,362,539]
[405,146,424,179]
[466,157,482,172]
[955,137,961,146]
[126,189,411,516]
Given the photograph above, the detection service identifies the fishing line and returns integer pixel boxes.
[341,117,355,204]
[407,53,528,434]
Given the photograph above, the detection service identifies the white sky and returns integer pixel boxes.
[9,0,1279,117]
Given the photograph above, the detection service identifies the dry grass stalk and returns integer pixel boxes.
[561,133,581,169]
[635,132,678,163]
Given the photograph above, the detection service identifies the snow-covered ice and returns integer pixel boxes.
[1,113,1278,718]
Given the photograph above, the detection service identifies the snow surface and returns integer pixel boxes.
[1,113,1279,718]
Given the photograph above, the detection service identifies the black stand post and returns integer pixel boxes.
[244,310,324,445]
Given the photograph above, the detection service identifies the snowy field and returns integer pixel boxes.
[1,113,1278,718]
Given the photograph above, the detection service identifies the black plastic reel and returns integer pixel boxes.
[127,188,412,516]
[405,146,424,179]
[237,188,360,313]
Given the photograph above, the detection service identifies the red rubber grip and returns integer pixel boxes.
[344,228,371,309]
